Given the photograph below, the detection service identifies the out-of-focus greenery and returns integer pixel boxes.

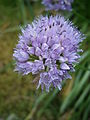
[0,0,90,120]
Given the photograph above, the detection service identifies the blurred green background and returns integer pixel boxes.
[0,0,90,120]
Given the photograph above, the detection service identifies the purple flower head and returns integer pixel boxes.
[13,15,85,92]
[42,0,74,11]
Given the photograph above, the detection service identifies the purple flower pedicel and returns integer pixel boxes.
[13,15,85,92]
[42,0,74,11]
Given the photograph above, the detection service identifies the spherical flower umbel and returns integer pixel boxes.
[42,0,74,11]
[13,15,85,92]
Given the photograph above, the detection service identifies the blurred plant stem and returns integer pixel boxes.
[24,93,47,120]
[74,84,90,109]
[18,0,27,25]
[0,26,21,34]
[60,65,90,114]
[71,96,90,120]
[72,9,90,24]
[37,89,59,118]
[26,0,34,20]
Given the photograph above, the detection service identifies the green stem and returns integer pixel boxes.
[24,93,47,120]
[26,0,34,20]
[18,0,27,25]
[37,89,59,117]
[74,84,90,109]
[60,65,90,114]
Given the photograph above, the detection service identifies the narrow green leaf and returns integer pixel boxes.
[37,89,59,117]
[79,51,90,63]
[26,0,34,20]
[74,69,83,86]
[83,103,90,120]
[60,65,90,114]
[24,92,47,120]
[74,84,90,109]
[18,0,27,25]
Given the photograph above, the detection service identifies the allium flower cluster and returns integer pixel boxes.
[42,0,74,11]
[13,15,84,92]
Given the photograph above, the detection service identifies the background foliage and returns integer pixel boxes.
[0,0,90,120]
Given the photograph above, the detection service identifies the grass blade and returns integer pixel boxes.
[60,65,90,114]
[18,0,27,25]
[74,84,90,109]
[26,0,34,20]
[37,89,59,117]
[24,92,47,120]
